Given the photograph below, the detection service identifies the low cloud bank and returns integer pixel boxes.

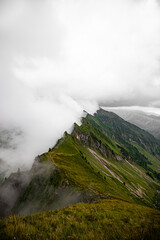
[0,0,160,171]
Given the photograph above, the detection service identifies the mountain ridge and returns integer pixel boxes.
[1,109,160,216]
[104,108,160,140]
[0,109,160,239]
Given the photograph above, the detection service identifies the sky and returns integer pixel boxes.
[0,0,160,171]
[103,106,160,116]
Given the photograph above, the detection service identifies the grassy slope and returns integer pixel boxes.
[131,142,160,174]
[1,109,160,239]
[12,159,66,215]
[12,110,160,216]
[43,121,159,207]
[12,154,98,216]
[94,109,160,154]
[72,115,160,207]
[1,199,160,240]
[89,109,160,166]
[46,134,132,201]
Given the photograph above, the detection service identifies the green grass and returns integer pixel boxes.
[75,117,121,155]
[11,110,160,217]
[90,109,160,167]
[46,134,132,201]
[1,199,160,240]
[43,132,159,208]
[1,109,160,239]
[131,142,160,174]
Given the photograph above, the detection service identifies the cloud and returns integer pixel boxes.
[0,0,160,171]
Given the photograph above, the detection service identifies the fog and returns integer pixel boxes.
[0,0,160,172]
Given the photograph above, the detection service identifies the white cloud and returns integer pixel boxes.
[0,0,160,170]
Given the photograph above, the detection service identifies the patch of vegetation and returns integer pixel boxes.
[93,109,160,156]
[46,133,132,202]
[131,142,160,181]
[1,199,160,240]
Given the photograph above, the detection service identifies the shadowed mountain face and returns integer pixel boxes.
[90,110,160,166]
[105,108,160,140]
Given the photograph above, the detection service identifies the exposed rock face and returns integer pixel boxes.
[73,130,115,160]
[74,132,91,145]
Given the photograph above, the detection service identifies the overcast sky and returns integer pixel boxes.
[0,0,160,170]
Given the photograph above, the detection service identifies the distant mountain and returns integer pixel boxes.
[0,127,23,182]
[104,108,160,140]
[1,109,160,239]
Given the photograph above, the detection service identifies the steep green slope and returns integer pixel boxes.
[86,109,160,174]
[11,109,160,217]
[70,113,160,207]
[12,133,130,216]
[1,109,160,239]
[93,109,160,156]
[1,199,160,240]
[106,108,160,140]
[12,155,96,216]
